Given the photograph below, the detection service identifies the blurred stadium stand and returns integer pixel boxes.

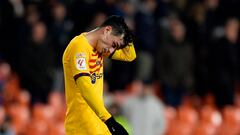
[0,0,239,134]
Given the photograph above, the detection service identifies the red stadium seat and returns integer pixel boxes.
[194,123,216,135]
[200,106,222,127]
[8,104,31,134]
[216,106,240,135]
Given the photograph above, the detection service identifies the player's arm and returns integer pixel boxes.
[75,75,111,121]
[109,42,136,62]
[71,43,111,122]
[73,48,128,134]
[75,76,128,135]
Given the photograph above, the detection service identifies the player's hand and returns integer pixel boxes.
[105,117,129,135]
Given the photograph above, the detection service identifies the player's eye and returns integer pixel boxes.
[112,43,116,48]
[112,42,118,49]
[113,42,124,50]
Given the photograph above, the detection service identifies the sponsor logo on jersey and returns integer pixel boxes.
[91,73,96,84]
[90,73,103,84]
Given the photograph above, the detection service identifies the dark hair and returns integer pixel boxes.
[100,15,133,49]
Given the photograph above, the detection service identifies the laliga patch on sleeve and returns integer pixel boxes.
[76,57,87,70]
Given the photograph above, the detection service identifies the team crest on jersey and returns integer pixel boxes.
[96,60,101,66]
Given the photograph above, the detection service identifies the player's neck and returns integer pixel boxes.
[85,28,101,49]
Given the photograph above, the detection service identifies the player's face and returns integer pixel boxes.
[97,26,124,57]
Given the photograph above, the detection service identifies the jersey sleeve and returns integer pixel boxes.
[110,42,136,61]
[75,76,111,122]
[70,42,111,122]
[69,41,90,77]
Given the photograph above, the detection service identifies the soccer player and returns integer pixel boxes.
[63,15,136,135]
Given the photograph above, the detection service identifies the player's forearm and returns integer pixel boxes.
[75,76,111,122]
[111,43,136,61]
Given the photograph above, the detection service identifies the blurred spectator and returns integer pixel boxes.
[157,17,194,107]
[135,0,158,83]
[50,2,73,92]
[122,80,166,135]
[0,62,11,94]
[154,0,172,18]
[203,0,222,37]
[118,0,136,29]
[0,62,15,135]
[170,0,189,21]
[0,62,13,105]
[102,0,125,16]
[216,0,240,24]
[86,12,107,31]
[185,2,210,98]
[0,106,14,135]
[19,21,54,104]
[69,0,105,35]
[0,0,25,71]
[210,17,239,108]
[18,4,41,50]
[203,0,223,69]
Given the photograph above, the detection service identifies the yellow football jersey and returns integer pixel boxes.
[63,33,136,135]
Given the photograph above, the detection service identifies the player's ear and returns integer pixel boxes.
[104,26,112,35]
